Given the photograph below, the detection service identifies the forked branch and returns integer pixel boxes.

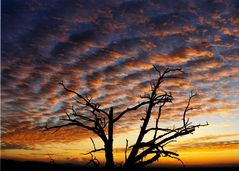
[83,137,105,155]
[59,81,108,116]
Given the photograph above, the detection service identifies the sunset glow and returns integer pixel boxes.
[1,0,239,168]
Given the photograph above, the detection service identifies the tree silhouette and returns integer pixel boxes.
[45,66,208,170]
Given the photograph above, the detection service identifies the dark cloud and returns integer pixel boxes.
[1,142,34,150]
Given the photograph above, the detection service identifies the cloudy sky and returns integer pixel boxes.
[1,0,239,166]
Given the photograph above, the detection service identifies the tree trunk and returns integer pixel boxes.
[105,107,115,170]
[105,141,114,170]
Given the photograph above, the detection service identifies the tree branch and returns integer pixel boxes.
[133,122,208,163]
[113,101,149,123]
[85,152,100,167]
[124,67,183,168]
[59,81,108,116]
[44,122,87,133]
[83,137,105,155]
[153,101,166,142]
[125,139,129,163]
[183,91,197,129]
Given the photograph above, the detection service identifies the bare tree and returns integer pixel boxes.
[47,154,55,164]
[45,66,208,170]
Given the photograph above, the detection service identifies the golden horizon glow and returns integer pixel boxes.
[2,124,239,166]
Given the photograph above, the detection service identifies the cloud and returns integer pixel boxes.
[173,139,239,152]
[1,142,35,150]
[113,134,239,154]
[1,127,93,147]
[1,0,239,163]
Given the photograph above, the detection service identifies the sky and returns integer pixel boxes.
[1,0,239,167]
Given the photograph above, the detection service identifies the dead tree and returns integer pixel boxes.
[47,154,55,164]
[45,66,208,170]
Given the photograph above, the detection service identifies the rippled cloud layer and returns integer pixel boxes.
[1,0,239,162]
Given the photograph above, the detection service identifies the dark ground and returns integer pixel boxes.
[1,159,238,171]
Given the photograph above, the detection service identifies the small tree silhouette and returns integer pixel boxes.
[45,66,208,170]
